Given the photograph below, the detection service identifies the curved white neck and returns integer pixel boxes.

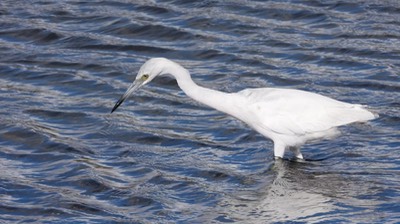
[163,63,240,118]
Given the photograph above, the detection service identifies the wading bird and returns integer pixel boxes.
[111,58,377,160]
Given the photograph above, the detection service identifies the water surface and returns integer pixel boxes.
[0,0,399,223]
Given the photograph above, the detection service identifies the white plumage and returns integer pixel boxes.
[112,58,378,160]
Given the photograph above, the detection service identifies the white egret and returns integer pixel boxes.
[111,58,378,160]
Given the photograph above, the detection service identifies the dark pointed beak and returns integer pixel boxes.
[111,79,144,113]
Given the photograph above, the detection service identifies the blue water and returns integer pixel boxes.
[0,0,399,223]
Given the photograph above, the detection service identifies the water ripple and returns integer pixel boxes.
[0,0,399,223]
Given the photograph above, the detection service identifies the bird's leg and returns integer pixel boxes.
[289,147,304,160]
[273,141,286,159]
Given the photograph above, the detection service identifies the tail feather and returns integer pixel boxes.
[354,105,378,121]
[334,104,378,126]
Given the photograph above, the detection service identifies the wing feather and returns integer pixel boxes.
[238,88,375,136]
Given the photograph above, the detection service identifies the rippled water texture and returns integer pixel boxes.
[0,0,399,223]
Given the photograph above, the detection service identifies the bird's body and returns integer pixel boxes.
[112,58,377,160]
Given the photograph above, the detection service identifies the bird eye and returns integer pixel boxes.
[141,74,149,81]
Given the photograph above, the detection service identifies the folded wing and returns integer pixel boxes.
[238,88,376,136]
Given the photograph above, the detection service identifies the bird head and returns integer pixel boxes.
[111,58,173,113]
